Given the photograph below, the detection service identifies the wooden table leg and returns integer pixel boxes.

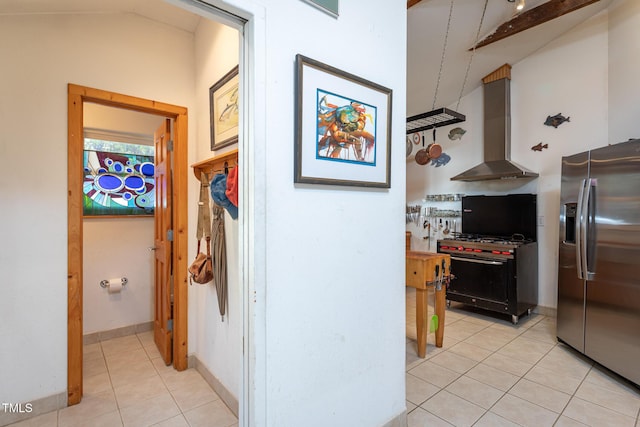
[416,288,428,358]
[435,285,446,348]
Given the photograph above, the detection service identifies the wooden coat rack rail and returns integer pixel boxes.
[191,148,238,182]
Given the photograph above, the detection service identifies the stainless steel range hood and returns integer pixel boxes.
[451,65,538,182]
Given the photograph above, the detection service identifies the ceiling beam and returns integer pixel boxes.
[471,0,600,50]
[407,0,423,8]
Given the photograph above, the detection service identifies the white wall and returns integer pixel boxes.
[608,0,640,143]
[191,18,242,400]
[83,218,154,334]
[84,103,167,138]
[230,1,408,425]
[407,9,611,311]
[0,12,196,406]
[512,10,609,309]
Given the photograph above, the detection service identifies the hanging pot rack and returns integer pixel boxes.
[406,0,489,134]
[406,108,465,134]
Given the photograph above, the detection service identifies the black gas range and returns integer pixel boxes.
[437,195,538,324]
[438,234,533,261]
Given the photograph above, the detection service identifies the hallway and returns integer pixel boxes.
[8,332,237,427]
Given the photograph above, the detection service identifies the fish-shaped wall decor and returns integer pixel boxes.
[544,113,570,128]
[448,127,466,140]
[531,142,548,152]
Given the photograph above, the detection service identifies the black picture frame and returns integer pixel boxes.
[209,65,239,150]
[294,54,393,188]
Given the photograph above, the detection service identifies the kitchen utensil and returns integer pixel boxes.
[415,134,430,165]
[427,128,443,158]
[416,129,443,165]
[429,264,442,332]
[406,137,413,157]
[443,220,450,235]
[430,314,439,333]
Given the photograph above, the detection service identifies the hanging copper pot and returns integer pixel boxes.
[415,129,442,165]
[427,142,442,159]
[415,134,429,165]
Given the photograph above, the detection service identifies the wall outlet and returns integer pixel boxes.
[537,215,544,226]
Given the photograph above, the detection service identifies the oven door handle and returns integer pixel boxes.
[451,256,504,266]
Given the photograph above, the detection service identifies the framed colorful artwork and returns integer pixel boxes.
[210,65,239,150]
[82,149,155,216]
[294,54,392,188]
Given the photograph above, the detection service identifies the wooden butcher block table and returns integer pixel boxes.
[405,251,450,358]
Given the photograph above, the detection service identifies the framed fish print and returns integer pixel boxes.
[294,54,392,188]
[210,65,239,150]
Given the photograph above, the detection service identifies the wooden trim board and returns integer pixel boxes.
[67,84,189,405]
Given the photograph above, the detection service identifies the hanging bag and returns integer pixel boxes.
[189,172,214,285]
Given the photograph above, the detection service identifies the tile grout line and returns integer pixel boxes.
[441,317,551,426]
[411,307,549,426]
[411,296,640,427]
[408,302,578,426]
[136,333,188,427]
[480,340,562,427]
[552,362,593,427]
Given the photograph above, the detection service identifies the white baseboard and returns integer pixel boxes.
[188,355,239,417]
[533,305,557,318]
[83,321,153,344]
[0,391,66,427]
[381,409,407,427]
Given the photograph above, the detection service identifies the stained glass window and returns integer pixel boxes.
[83,139,155,216]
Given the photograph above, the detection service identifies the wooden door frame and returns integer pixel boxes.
[67,84,189,405]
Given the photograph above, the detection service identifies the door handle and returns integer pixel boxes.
[584,178,597,280]
[576,178,587,279]
[148,246,158,251]
[451,256,504,266]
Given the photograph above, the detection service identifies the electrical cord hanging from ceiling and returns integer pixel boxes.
[406,0,466,133]
[431,0,454,111]
[455,0,489,111]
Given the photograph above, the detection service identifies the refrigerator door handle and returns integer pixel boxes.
[576,178,587,279]
[585,178,597,280]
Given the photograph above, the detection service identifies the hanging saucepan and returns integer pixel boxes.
[428,128,443,159]
[406,136,413,158]
[415,128,442,165]
[415,133,430,165]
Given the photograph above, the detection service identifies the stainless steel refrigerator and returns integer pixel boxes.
[557,138,640,386]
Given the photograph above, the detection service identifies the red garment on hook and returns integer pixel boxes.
[225,166,238,207]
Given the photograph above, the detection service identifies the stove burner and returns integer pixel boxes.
[437,233,535,261]
[444,233,532,245]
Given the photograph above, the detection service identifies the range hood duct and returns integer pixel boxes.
[451,65,538,182]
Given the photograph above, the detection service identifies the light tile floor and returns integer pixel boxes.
[9,331,237,427]
[405,288,640,427]
[9,292,640,427]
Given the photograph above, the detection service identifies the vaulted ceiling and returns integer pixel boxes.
[407,0,612,117]
[1,0,612,121]
[0,0,201,32]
